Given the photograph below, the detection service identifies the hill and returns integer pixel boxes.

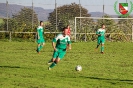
[0,3,132,21]
[0,3,53,21]
[90,12,104,17]
[89,12,120,18]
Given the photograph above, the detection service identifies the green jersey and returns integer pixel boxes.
[37,26,44,38]
[96,28,105,38]
[53,34,71,49]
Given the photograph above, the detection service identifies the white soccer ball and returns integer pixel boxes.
[75,65,82,71]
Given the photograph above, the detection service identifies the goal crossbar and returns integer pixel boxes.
[75,17,133,19]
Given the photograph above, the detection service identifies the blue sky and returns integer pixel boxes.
[0,0,133,15]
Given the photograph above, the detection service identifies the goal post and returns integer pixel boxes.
[74,17,133,42]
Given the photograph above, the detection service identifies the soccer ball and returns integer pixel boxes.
[75,65,82,71]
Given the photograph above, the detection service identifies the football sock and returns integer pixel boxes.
[96,44,100,48]
[101,46,104,52]
[49,62,57,68]
[40,45,43,51]
[37,46,40,52]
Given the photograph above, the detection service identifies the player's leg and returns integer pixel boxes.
[48,50,57,64]
[40,42,45,51]
[48,58,55,65]
[101,43,104,53]
[100,38,105,53]
[37,43,41,53]
[49,58,60,69]
[48,51,58,70]
[48,51,66,70]
[36,39,41,53]
[96,38,100,49]
[48,58,57,70]
[40,38,45,50]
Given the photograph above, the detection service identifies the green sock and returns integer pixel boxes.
[50,62,57,68]
[40,45,43,51]
[101,46,104,52]
[37,46,40,52]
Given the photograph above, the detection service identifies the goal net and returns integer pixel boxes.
[74,17,133,42]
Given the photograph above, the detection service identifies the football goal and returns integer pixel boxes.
[74,17,133,42]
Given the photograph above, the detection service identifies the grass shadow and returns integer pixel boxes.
[0,66,20,68]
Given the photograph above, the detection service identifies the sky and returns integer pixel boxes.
[0,0,133,15]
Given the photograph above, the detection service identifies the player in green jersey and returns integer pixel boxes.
[48,27,71,70]
[36,21,45,54]
[95,24,106,54]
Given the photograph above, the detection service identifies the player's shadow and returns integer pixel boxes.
[80,76,133,82]
[0,66,20,68]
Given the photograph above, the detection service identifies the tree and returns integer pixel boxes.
[115,16,133,41]
[48,3,91,31]
[12,7,38,32]
[118,16,133,34]
[97,15,115,33]
[1,7,38,40]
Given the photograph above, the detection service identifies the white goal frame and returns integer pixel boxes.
[74,17,133,42]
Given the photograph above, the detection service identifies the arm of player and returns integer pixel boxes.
[52,35,59,51]
[96,31,101,36]
[67,44,71,50]
[37,32,40,39]
[37,28,40,39]
[52,42,57,51]
[67,36,71,50]
[97,34,101,36]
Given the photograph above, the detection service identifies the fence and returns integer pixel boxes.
[0,31,61,42]
[0,31,133,42]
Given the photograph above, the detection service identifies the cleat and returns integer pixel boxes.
[48,67,51,70]
[36,49,38,52]
[36,49,40,54]
[47,62,52,65]
[47,60,53,65]
[101,52,104,54]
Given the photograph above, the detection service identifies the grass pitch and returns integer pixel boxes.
[0,41,133,88]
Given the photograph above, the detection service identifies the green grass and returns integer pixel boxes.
[0,41,133,88]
